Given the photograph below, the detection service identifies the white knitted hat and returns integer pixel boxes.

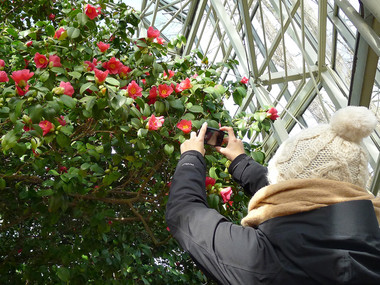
[267,106,378,188]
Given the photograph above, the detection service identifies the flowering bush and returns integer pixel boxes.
[0,1,277,283]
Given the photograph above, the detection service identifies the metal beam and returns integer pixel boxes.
[237,0,259,77]
[335,0,380,57]
[361,0,380,25]
[348,7,380,107]
[259,65,319,85]
[182,0,207,55]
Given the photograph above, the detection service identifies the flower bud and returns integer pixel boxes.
[22,115,32,124]
[52,87,65,95]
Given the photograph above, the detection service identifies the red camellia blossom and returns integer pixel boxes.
[267,107,279,121]
[220,187,233,203]
[156,37,164,45]
[178,78,192,91]
[54,27,67,40]
[57,116,66,126]
[119,65,131,79]
[240,76,249,84]
[0,59,5,70]
[49,13,55,20]
[0,71,9,82]
[163,70,175,80]
[148,115,164,131]
[176,119,192,134]
[97,41,110,52]
[84,58,100,71]
[158,84,173,98]
[84,4,101,20]
[147,26,160,39]
[127,80,143,99]
[102,57,122,74]
[34,52,48,68]
[147,86,158,105]
[48,54,62,67]
[11,69,34,88]
[94,68,109,84]
[16,85,29,96]
[26,41,33,47]
[205,176,216,188]
[39,120,54,136]
[59,81,74,97]
[59,166,68,173]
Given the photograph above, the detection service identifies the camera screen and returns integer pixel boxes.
[204,128,225,146]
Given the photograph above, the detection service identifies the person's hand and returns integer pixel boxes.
[180,122,207,156]
[215,126,245,161]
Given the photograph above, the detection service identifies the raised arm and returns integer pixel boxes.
[216,127,268,197]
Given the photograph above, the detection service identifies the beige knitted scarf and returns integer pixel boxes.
[241,178,380,227]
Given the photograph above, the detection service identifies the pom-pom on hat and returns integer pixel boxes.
[267,106,378,188]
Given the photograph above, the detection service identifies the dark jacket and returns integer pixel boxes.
[165,151,380,284]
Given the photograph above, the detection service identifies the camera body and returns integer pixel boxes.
[203,127,225,146]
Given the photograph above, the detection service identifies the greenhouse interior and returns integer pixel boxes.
[132,0,380,194]
[1,0,379,283]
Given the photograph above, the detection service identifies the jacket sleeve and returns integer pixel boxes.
[165,151,279,284]
[228,154,269,197]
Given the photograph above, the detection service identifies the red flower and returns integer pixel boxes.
[57,116,66,126]
[119,65,131,79]
[127,80,142,99]
[54,27,67,40]
[11,69,34,88]
[171,83,182,93]
[84,4,101,20]
[59,81,74,97]
[147,26,160,39]
[59,166,68,173]
[24,59,30,68]
[48,54,62,68]
[163,70,175,80]
[267,107,279,121]
[176,119,192,134]
[240,76,248,84]
[48,13,55,20]
[102,57,122,74]
[149,86,158,99]
[26,41,33,47]
[94,68,109,84]
[148,115,164,131]
[158,84,173,98]
[178,78,192,91]
[16,85,29,96]
[39,120,54,136]
[220,187,232,203]
[205,177,216,188]
[34,52,48,68]
[97,41,110,52]
[156,37,164,45]
[0,59,5,70]
[0,71,9,82]
[84,58,100,71]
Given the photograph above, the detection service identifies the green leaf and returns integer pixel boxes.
[209,167,218,179]
[77,12,88,26]
[67,27,80,39]
[137,128,148,138]
[103,172,121,186]
[189,105,204,113]
[105,77,120,86]
[37,189,54,197]
[1,130,19,151]
[164,144,174,155]
[68,71,81,79]
[57,267,70,282]
[253,111,267,122]
[7,28,18,38]
[252,151,265,165]
[80,82,94,94]
[56,133,70,148]
[169,99,184,110]
[60,95,76,109]
[39,70,50,82]
[45,25,55,37]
